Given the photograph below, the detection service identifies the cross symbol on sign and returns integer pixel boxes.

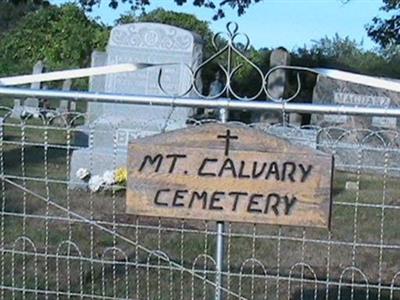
[217,129,239,156]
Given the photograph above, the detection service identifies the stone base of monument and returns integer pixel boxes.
[69,115,165,189]
[253,124,318,149]
[69,148,128,189]
[318,141,400,177]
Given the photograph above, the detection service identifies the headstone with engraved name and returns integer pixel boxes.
[70,23,203,188]
[312,75,400,177]
[88,22,202,131]
[312,76,400,128]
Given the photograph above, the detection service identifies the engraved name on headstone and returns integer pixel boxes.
[312,75,399,128]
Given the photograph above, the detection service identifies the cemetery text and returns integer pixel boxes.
[127,126,333,228]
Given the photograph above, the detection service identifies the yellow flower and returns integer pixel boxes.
[115,167,128,184]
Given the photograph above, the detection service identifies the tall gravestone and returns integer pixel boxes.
[256,47,291,124]
[267,47,291,100]
[70,23,203,187]
[87,23,203,128]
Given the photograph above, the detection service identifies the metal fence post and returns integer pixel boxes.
[215,221,225,300]
[215,107,228,300]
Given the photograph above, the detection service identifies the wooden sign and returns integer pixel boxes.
[127,124,333,228]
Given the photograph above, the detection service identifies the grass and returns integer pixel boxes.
[0,114,399,299]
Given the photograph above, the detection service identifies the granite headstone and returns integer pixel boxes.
[312,74,400,177]
[70,23,203,188]
[312,75,400,129]
[256,47,291,124]
[12,61,44,119]
[58,79,73,113]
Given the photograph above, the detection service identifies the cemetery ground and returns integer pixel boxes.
[0,107,399,299]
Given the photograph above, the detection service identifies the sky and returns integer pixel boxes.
[53,0,385,51]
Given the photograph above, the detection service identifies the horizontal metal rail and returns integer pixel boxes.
[0,86,399,117]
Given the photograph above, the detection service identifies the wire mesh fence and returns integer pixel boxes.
[0,101,398,300]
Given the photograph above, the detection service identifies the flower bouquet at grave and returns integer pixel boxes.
[76,167,128,193]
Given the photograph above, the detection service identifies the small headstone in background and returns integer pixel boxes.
[202,71,224,118]
[58,79,73,113]
[22,97,40,118]
[29,60,45,91]
[345,181,358,191]
[267,47,291,100]
[256,47,291,124]
[11,99,22,118]
[11,61,45,119]
[70,101,76,112]
[289,113,302,127]
[208,71,224,97]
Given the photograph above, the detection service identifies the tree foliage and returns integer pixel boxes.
[79,0,399,49]
[79,0,261,20]
[1,2,399,98]
[293,35,400,78]
[0,4,108,77]
[367,0,399,48]
[117,8,212,43]
[0,0,48,35]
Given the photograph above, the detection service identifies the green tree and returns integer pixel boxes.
[79,0,261,20]
[292,35,397,77]
[0,0,49,35]
[367,0,399,48]
[0,4,108,77]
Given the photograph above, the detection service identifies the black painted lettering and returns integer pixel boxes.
[238,161,250,178]
[252,162,266,178]
[268,193,281,216]
[265,162,280,181]
[218,158,237,178]
[198,158,217,177]
[283,195,297,215]
[139,154,163,172]
[209,191,225,210]
[154,189,170,206]
[247,194,263,213]
[282,162,296,182]
[189,191,208,209]
[173,189,187,207]
[299,164,313,182]
[263,195,271,214]
[228,192,248,211]
[166,154,187,173]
